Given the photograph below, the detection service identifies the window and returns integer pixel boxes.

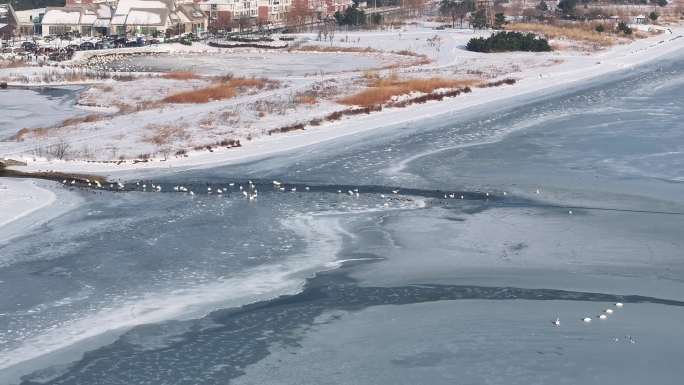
[48,25,70,35]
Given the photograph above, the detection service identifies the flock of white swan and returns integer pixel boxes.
[60,178,580,215]
[553,302,626,328]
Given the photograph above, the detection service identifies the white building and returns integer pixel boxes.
[41,7,85,36]
[199,0,259,30]
[14,8,46,36]
[111,0,207,36]
[41,5,113,37]
[257,0,292,24]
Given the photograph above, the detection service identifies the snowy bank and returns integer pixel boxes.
[0,178,81,244]
[5,25,684,178]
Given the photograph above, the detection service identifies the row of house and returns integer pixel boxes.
[199,0,352,30]
[1,0,354,39]
[37,0,207,37]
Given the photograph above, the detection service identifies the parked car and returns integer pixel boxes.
[21,41,37,52]
[79,41,95,50]
[124,39,140,47]
[95,40,115,50]
[112,36,127,47]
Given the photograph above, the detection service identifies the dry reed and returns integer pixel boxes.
[339,75,480,108]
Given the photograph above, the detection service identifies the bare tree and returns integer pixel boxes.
[44,139,71,160]
[287,0,313,30]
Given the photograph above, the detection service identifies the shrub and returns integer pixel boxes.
[466,31,552,53]
[617,22,632,35]
[595,24,605,33]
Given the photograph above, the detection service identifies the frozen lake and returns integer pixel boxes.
[0,86,85,141]
[1,52,683,384]
[106,51,390,77]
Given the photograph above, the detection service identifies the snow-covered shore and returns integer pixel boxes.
[0,178,81,244]
[5,25,683,179]
[0,178,55,229]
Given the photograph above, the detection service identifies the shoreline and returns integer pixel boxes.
[0,178,82,245]
[0,178,56,229]
[6,27,684,179]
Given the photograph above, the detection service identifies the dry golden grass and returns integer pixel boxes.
[62,114,102,127]
[226,77,269,89]
[294,94,318,105]
[293,46,425,59]
[143,123,189,145]
[11,113,104,141]
[163,77,270,104]
[0,60,29,69]
[292,45,378,54]
[362,70,380,80]
[507,23,615,46]
[11,127,45,141]
[163,83,236,104]
[339,75,479,108]
[392,49,422,57]
[161,71,198,80]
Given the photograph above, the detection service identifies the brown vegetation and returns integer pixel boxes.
[1,69,137,84]
[62,114,103,127]
[161,71,198,80]
[292,45,378,54]
[339,75,480,108]
[143,123,189,145]
[11,127,47,141]
[163,83,237,104]
[10,113,104,141]
[0,60,29,69]
[507,23,616,47]
[162,77,271,104]
[294,94,318,105]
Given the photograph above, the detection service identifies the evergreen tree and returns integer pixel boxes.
[493,13,506,29]
[471,8,488,29]
[466,31,552,52]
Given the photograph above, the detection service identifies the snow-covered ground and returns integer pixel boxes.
[0,178,55,229]
[0,178,82,244]
[1,23,683,177]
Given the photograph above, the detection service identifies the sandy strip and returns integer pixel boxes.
[8,27,684,178]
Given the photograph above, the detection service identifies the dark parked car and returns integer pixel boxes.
[21,41,37,52]
[79,41,95,50]
[66,44,80,51]
[112,37,127,47]
[95,40,114,50]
